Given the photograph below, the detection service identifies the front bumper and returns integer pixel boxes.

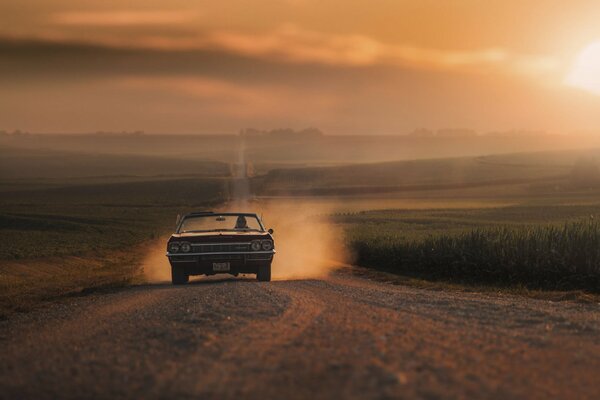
[166,250,275,275]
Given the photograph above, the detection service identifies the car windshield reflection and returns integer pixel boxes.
[178,214,264,233]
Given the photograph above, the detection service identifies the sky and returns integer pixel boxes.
[1,0,600,134]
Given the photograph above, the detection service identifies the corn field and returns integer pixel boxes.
[350,221,600,292]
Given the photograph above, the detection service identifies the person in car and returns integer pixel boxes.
[235,215,248,230]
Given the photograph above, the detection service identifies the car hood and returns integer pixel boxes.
[169,231,272,243]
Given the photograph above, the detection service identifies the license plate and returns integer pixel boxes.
[212,262,230,272]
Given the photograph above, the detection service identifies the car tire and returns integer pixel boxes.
[171,265,189,285]
[257,264,271,282]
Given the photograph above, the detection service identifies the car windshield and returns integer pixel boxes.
[178,214,264,233]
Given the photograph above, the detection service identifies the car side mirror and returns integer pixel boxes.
[268,228,274,234]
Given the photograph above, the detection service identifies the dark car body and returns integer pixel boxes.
[166,211,275,284]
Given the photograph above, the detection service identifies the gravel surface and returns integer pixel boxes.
[0,272,598,400]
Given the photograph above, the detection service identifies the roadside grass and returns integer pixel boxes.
[0,246,149,318]
[4,144,600,317]
[341,205,600,293]
[337,265,600,303]
[0,178,226,260]
[0,177,227,317]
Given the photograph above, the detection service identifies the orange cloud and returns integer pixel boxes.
[32,22,562,75]
[51,10,199,26]
[118,76,339,119]
[203,25,559,75]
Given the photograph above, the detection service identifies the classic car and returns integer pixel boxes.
[166,211,275,284]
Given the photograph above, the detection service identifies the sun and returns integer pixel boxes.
[566,41,600,95]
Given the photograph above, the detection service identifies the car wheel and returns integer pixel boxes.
[257,264,271,282]
[171,265,189,285]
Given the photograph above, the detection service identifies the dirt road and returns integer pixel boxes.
[0,272,598,400]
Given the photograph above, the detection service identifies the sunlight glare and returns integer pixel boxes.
[566,41,600,96]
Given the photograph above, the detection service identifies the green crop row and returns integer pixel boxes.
[348,220,600,292]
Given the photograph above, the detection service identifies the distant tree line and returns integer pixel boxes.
[0,130,145,136]
[0,129,31,136]
[94,131,145,136]
[408,128,556,138]
[239,127,324,138]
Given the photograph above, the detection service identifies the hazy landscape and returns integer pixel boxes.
[3,1,600,398]
[3,132,600,318]
[3,134,600,399]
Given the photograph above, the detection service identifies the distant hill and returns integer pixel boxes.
[253,149,600,195]
[3,133,600,165]
[0,147,230,179]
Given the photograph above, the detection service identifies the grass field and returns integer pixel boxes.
[256,159,600,294]
[249,146,600,294]
[0,146,230,179]
[3,142,600,316]
[253,149,600,195]
[340,203,600,293]
[0,145,231,317]
[0,178,227,259]
[0,177,227,317]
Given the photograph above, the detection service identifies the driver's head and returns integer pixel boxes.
[235,215,248,229]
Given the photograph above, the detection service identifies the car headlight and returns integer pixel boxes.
[180,242,192,253]
[250,240,262,251]
[168,242,180,253]
[261,240,273,251]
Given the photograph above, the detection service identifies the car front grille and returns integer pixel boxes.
[199,254,244,261]
[191,243,250,253]
[246,253,273,260]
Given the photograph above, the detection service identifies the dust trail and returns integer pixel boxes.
[142,204,350,282]
[218,199,349,280]
[144,135,350,283]
[229,136,252,209]
[258,201,349,280]
[224,137,350,279]
[142,137,252,283]
[141,239,172,282]
[237,138,349,279]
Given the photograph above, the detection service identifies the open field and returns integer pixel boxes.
[339,204,600,292]
[250,146,600,293]
[0,176,226,317]
[3,143,600,317]
[2,141,600,399]
[0,145,230,317]
[4,132,600,165]
[4,3,600,396]
[254,148,600,195]
[0,146,229,179]
[0,178,227,260]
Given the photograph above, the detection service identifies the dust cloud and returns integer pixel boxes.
[265,202,350,280]
[227,139,350,279]
[141,202,349,282]
[229,137,252,210]
[141,239,172,282]
[142,137,351,283]
[217,199,350,280]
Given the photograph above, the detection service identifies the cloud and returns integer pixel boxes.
[118,76,339,119]
[202,25,497,68]
[51,10,199,26]
[202,25,559,75]
[34,20,558,75]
